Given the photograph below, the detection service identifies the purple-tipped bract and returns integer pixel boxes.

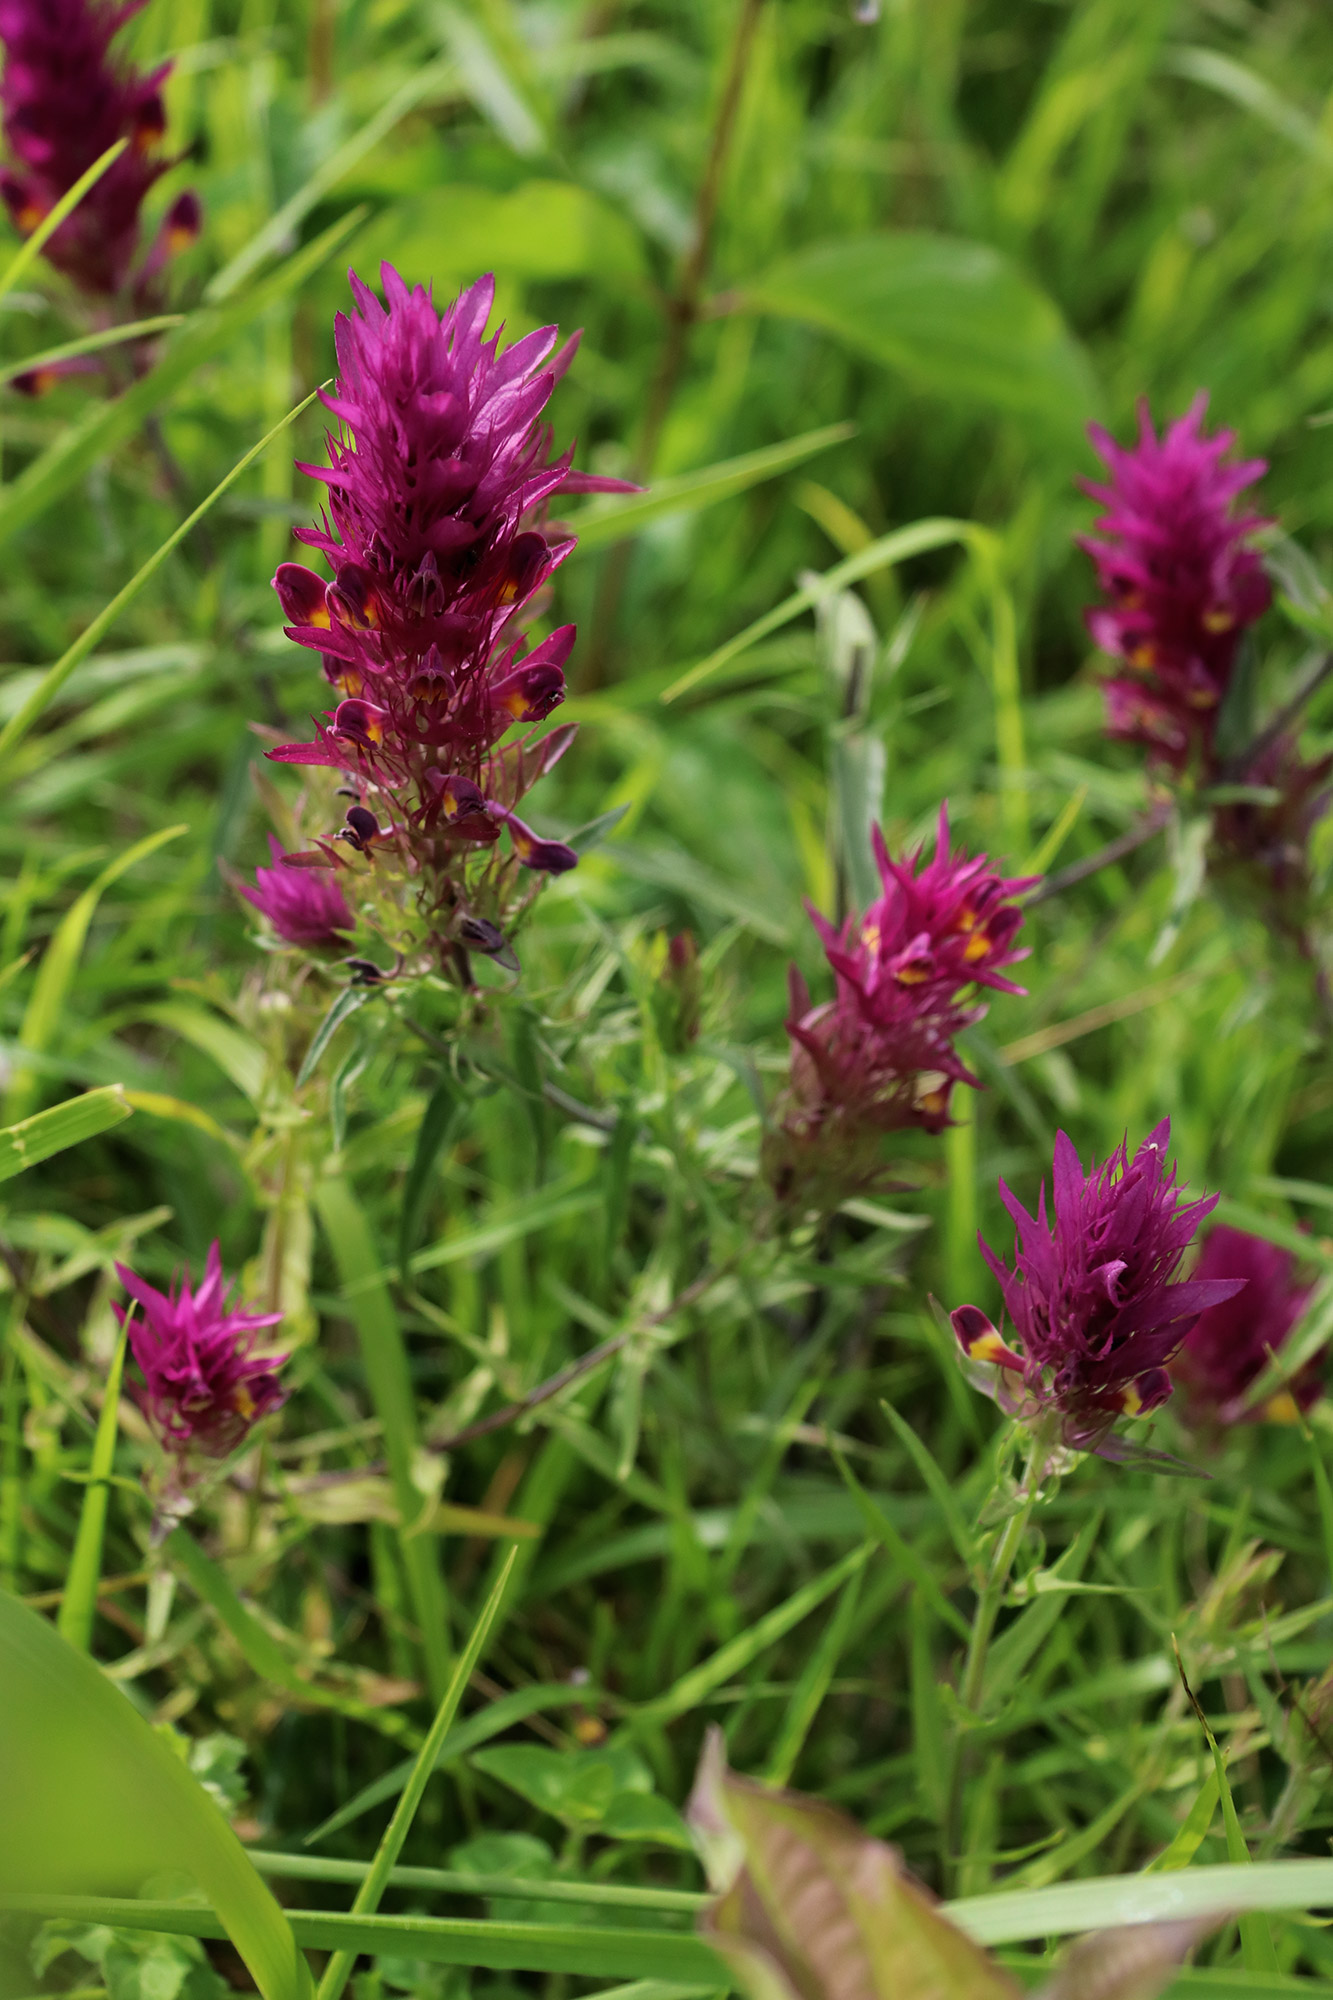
[766,807,1035,1209]
[1172,1225,1320,1426]
[114,1242,288,1461]
[238,835,355,948]
[0,0,198,302]
[951,1120,1243,1451]
[266,266,622,968]
[1080,395,1270,772]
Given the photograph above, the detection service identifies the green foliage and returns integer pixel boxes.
[8,1,1333,1996]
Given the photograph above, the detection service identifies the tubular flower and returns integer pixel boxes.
[114,1242,288,1462]
[0,0,199,304]
[237,835,355,948]
[267,265,629,977]
[764,808,1035,1211]
[1079,396,1271,772]
[950,1121,1244,1452]
[1172,1226,1320,1427]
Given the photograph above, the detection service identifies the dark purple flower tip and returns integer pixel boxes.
[951,1303,1024,1372]
[1172,1225,1320,1426]
[113,1242,289,1462]
[490,658,566,724]
[273,561,332,630]
[332,696,391,747]
[238,835,355,948]
[162,188,201,253]
[961,1120,1242,1450]
[491,805,578,874]
[327,562,384,633]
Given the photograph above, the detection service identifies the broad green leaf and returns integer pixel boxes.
[372,179,642,292]
[565,424,856,552]
[471,1744,650,1825]
[742,234,1099,442]
[0,1085,132,1183]
[0,1588,311,2000]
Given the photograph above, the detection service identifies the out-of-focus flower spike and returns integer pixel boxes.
[237,836,354,948]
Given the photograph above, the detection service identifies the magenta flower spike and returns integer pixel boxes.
[114,1242,288,1463]
[237,835,355,948]
[1079,395,1271,771]
[767,808,1035,1209]
[951,1121,1245,1452]
[266,265,631,974]
[1172,1226,1320,1427]
[0,0,197,303]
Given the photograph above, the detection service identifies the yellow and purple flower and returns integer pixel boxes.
[1172,1225,1320,1427]
[0,0,199,303]
[951,1121,1244,1451]
[765,809,1034,1209]
[1080,396,1270,772]
[267,267,624,969]
[236,835,355,949]
[114,1243,288,1462]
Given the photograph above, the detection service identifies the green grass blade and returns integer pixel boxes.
[0,140,127,302]
[0,1898,724,1983]
[302,1683,593,1845]
[205,64,455,303]
[0,209,361,552]
[943,1860,1333,1944]
[565,424,856,551]
[661,519,970,701]
[763,1565,862,1786]
[249,1851,705,1913]
[0,1593,312,2000]
[315,1177,452,1703]
[0,316,183,388]
[165,1527,419,1746]
[0,374,327,773]
[0,1085,132,1183]
[55,1321,127,1653]
[634,1542,872,1724]
[6,825,188,1122]
[316,1548,520,2000]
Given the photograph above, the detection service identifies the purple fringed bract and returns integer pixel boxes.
[951,1120,1244,1452]
[1172,1225,1321,1427]
[0,0,200,302]
[238,835,355,948]
[114,1242,288,1461]
[1079,394,1271,772]
[765,806,1035,1209]
[267,265,631,970]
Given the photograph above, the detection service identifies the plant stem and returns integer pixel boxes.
[58,1322,128,1653]
[944,1424,1051,1890]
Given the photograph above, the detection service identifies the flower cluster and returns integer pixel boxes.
[951,1121,1243,1452]
[1172,1225,1320,1427]
[1080,396,1271,773]
[114,1242,288,1466]
[764,808,1034,1211]
[238,835,355,950]
[265,265,626,980]
[0,0,200,318]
